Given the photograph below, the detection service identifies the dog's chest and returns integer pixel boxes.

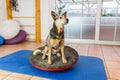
[50,39,61,49]
[57,27,63,34]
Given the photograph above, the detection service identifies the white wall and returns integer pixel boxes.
[12,0,54,41]
[0,0,55,41]
[12,0,36,41]
[41,0,57,40]
[0,0,7,23]
[40,0,51,40]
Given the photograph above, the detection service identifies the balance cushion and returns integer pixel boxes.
[5,30,27,44]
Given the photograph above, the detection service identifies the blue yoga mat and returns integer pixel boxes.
[0,50,107,80]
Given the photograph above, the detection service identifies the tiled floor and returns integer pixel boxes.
[0,41,120,80]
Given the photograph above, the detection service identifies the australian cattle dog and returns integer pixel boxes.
[33,11,69,64]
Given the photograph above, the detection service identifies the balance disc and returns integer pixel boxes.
[30,46,79,71]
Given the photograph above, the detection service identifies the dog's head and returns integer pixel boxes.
[51,11,69,27]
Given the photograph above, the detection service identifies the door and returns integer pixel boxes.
[54,0,120,45]
[56,0,97,41]
[100,0,120,41]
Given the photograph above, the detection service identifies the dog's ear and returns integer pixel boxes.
[51,11,58,20]
[62,12,67,18]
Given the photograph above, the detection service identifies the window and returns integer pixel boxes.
[100,0,120,41]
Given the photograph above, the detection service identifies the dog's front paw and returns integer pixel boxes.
[42,54,46,59]
[56,53,61,57]
[48,60,52,64]
[62,58,67,63]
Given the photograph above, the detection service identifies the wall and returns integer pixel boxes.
[40,0,51,40]
[0,0,54,41]
[12,0,35,41]
[0,0,7,23]
[12,0,53,41]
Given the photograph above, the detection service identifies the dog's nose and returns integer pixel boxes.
[66,18,69,23]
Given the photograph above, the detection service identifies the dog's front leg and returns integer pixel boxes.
[61,45,67,63]
[42,46,48,59]
[61,39,67,63]
[48,47,52,64]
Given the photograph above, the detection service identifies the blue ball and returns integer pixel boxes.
[0,36,4,45]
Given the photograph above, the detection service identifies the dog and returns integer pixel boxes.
[33,11,69,64]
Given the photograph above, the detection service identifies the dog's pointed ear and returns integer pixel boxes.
[51,11,58,20]
[62,12,67,18]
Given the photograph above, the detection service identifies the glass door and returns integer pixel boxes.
[100,0,120,41]
[54,0,120,45]
[56,0,97,40]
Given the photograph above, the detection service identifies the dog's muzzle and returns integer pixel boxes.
[66,18,69,23]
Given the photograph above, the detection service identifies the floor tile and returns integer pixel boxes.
[0,70,12,76]
[30,76,50,80]
[3,76,28,80]
[107,79,118,80]
[76,50,88,56]
[0,75,7,80]
[106,61,120,69]
[10,73,32,79]
[108,68,120,80]
[76,44,89,51]
[105,68,110,79]
[104,56,120,62]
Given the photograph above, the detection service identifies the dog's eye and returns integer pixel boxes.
[60,17,62,19]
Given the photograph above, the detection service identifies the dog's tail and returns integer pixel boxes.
[33,49,42,55]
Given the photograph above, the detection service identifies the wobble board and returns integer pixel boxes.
[30,46,79,71]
